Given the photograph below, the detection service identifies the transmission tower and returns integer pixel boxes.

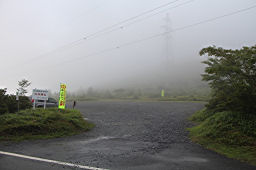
[163,13,173,67]
[160,13,173,89]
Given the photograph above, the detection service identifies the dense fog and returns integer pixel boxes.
[0,0,255,96]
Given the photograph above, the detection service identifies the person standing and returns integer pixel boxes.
[73,100,76,109]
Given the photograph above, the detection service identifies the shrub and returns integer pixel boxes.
[0,108,94,141]
[190,111,256,146]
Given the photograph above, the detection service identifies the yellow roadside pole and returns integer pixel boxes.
[58,84,67,109]
[161,89,165,97]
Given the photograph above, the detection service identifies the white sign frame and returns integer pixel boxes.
[32,89,48,109]
[32,89,49,101]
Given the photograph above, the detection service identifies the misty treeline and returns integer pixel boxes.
[49,81,210,101]
[200,45,256,115]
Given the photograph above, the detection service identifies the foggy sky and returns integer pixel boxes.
[0,0,256,94]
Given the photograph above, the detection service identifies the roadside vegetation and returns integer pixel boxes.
[189,45,256,165]
[0,79,94,142]
[0,108,94,141]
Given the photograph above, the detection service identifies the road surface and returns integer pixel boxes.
[0,101,255,170]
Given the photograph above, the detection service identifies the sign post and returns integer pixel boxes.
[44,100,46,109]
[33,99,36,110]
[16,92,19,112]
[32,89,49,109]
[58,84,66,110]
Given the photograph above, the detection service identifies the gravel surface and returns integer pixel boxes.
[0,101,255,170]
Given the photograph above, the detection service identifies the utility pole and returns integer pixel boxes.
[161,13,173,88]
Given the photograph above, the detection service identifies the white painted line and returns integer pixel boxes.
[0,151,109,170]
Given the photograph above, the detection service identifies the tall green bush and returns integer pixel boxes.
[200,45,256,114]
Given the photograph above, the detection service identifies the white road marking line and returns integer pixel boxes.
[0,151,109,170]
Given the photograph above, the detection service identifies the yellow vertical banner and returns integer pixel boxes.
[58,84,66,109]
[161,89,165,97]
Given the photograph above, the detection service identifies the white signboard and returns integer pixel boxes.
[32,89,48,101]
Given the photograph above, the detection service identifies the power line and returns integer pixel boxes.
[51,3,256,67]
[12,3,256,80]
[20,0,183,63]
[27,39,83,61]
[81,0,181,40]
[7,2,256,80]
[169,4,256,32]
[21,3,106,63]
[79,0,194,42]
[121,0,194,29]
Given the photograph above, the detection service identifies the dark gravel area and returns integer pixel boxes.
[0,101,255,170]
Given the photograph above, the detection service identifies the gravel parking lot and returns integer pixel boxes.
[0,101,255,170]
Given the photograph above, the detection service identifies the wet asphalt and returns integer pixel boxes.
[0,101,255,170]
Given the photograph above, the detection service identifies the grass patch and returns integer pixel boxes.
[0,108,94,141]
[188,109,256,166]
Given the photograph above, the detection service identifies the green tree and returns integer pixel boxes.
[0,88,32,114]
[200,45,256,114]
[0,89,8,114]
[17,79,31,96]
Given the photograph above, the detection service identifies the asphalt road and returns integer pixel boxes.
[0,101,255,170]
